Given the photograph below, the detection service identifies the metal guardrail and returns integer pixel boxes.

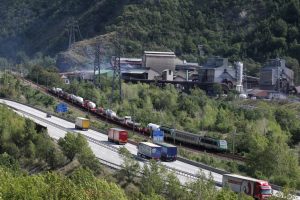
[2,99,300,195]
[177,157,228,175]
[97,157,122,170]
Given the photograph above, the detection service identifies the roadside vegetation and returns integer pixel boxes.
[0,104,267,200]
[0,69,298,198]
[1,65,300,190]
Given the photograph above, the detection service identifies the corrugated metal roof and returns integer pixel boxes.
[122,69,148,74]
[144,51,175,55]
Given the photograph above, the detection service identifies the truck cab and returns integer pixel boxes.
[223,174,272,200]
[254,181,272,200]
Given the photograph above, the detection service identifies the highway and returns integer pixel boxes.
[1,99,299,199]
[0,99,208,184]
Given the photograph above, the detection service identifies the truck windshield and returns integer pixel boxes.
[261,189,272,195]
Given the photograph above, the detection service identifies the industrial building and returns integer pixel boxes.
[142,51,176,80]
[196,56,244,91]
[259,58,294,93]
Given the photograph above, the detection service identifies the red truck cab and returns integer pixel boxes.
[254,181,272,200]
[223,174,272,200]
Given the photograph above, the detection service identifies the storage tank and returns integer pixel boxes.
[75,96,84,104]
[235,62,243,93]
[87,101,96,109]
[147,123,160,131]
[55,88,63,93]
[70,94,77,101]
[106,109,117,118]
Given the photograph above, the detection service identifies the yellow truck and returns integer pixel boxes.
[75,117,90,130]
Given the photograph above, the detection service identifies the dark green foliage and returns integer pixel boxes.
[0,167,128,200]
[0,0,130,58]
[27,65,63,87]
[58,132,102,174]
[0,153,20,171]
[0,105,66,170]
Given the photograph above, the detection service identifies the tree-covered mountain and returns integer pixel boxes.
[0,0,130,58]
[110,0,300,69]
[1,0,300,73]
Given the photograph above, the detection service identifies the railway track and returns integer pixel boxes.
[18,75,246,163]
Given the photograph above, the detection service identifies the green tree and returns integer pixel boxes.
[117,147,140,187]
[58,133,80,161]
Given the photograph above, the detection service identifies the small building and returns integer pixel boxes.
[247,89,288,100]
[162,69,174,81]
[175,61,200,81]
[61,75,70,84]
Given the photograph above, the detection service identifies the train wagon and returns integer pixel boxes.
[137,142,162,160]
[108,128,128,145]
[160,126,228,151]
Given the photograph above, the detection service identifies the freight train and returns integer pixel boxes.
[49,87,228,152]
[159,126,228,151]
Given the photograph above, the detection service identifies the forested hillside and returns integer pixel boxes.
[1,0,300,73]
[112,0,300,63]
[0,0,129,58]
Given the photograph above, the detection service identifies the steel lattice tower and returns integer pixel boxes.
[110,37,123,105]
[66,18,83,49]
[93,44,103,87]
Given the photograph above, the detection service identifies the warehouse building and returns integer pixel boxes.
[143,51,176,80]
[197,56,242,89]
[259,58,294,92]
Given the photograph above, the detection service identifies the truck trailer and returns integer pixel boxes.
[108,128,128,145]
[137,142,162,160]
[222,174,272,200]
[155,142,177,161]
[75,117,90,130]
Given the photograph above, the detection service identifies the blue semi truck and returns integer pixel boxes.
[137,142,162,160]
[155,142,177,161]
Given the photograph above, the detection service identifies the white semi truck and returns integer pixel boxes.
[223,174,272,200]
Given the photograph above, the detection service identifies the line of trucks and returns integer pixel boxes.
[74,117,272,199]
[74,117,177,161]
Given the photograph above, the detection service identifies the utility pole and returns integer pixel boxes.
[109,36,123,106]
[66,18,83,49]
[94,44,103,88]
[232,128,236,155]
